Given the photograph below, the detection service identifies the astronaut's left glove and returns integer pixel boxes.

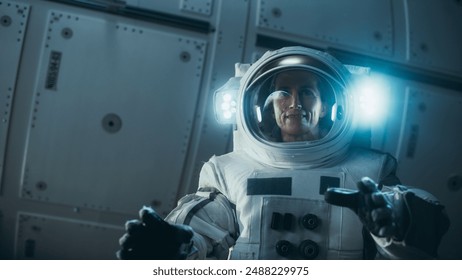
[325,177,450,258]
[325,177,404,239]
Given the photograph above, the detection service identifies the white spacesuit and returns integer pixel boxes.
[117,47,449,260]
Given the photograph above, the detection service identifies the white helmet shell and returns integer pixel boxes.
[234,46,357,168]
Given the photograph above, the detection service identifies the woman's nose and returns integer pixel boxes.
[288,92,302,109]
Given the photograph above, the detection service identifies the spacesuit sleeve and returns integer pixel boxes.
[165,192,238,259]
[164,160,239,259]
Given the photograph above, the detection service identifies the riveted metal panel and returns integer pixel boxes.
[126,0,214,18]
[180,0,213,16]
[406,0,462,75]
[396,85,462,259]
[0,1,30,192]
[20,10,207,216]
[257,0,393,56]
[16,212,123,259]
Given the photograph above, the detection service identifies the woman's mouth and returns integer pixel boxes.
[284,109,306,120]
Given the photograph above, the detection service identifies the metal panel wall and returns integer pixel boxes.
[256,0,394,56]
[126,0,214,18]
[394,85,462,259]
[179,0,213,16]
[20,9,207,216]
[0,1,29,191]
[406,0,462,75]
[16,212,123,259]
[0,0,248,259]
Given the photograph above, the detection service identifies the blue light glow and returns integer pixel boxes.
[354,75,390,127]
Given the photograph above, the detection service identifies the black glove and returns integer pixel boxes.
[324,177,403,239]
[116,206,194,260]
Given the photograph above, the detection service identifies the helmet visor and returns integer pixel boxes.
[244,67,338,143]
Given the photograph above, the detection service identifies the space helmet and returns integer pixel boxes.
[226,46,358,168]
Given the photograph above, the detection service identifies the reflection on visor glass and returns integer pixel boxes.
[250,70,336,143]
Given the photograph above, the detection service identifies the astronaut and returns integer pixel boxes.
[117,46,449,260]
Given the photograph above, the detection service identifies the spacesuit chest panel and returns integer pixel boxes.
[229,168,364,260]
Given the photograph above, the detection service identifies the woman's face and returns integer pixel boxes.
[272,70,326,142]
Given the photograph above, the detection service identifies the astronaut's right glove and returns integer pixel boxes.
[116,206,194,260]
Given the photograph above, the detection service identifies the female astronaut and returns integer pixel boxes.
[117,47,449,260]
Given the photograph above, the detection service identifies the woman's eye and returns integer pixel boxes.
[300,88,315,97]
[274,90,291,99]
